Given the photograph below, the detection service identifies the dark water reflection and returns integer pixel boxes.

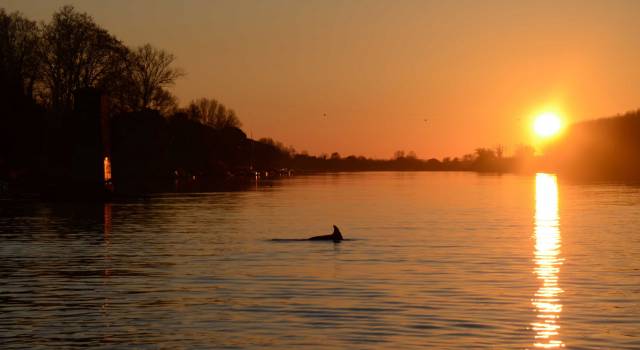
[1,172,639,349]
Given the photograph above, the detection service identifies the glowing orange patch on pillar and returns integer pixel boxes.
[103,157,112,182]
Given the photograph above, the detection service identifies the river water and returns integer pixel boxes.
[1,172,639,349]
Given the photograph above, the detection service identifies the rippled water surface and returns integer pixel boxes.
[1,172,639,349]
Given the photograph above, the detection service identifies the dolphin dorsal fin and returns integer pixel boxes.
[332,225,343,240]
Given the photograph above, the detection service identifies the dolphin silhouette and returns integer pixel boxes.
[309,225,344,242]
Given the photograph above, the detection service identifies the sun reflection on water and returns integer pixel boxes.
[532,173,564,348]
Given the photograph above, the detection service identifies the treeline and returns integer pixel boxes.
[264,111,640,180]
[0,6,278,192]
[543,109,640,180]
[266,145,536,173]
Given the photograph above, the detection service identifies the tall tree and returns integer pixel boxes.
[41,5,128,112]
[0,9,41,99]
[128,44,183,112]
[0,10,45,177]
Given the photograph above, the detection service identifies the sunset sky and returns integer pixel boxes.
[3,0,640,158]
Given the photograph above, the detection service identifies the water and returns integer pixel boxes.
[1,172,639,349]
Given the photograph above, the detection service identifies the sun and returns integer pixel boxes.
[533,112,562,138]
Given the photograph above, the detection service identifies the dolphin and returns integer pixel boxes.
[309,225,344,242]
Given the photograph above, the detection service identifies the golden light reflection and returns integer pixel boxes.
[104,202,112,240]
[532,173,564,348]
[103,202,112,276]
[102,203,113,341]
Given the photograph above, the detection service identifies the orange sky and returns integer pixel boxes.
[3,0,640,158]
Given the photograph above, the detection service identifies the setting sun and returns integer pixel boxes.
[533,112,562,138]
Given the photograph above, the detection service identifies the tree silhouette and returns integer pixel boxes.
[185,97,242,129]
[41,5,128,112]
[394,150,405,159]
[0,9,41,100]
[0,9,44,182]
[128,44,183,111]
